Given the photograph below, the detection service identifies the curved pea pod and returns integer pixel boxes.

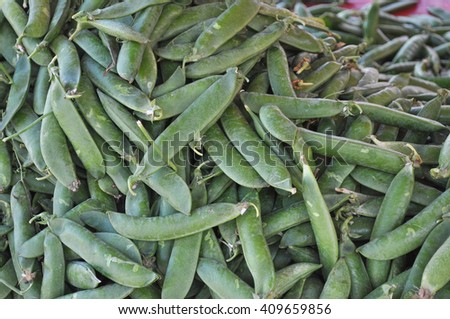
[320,68,351,99]
[402,218,450,298]
[10,104,46,172]
[220,104,294,193]
[49,76,105,179]
[41,232,65,299]
[358,36,408,67]
[241,92,348,118]
[392,34,429,63]
[319,258,351,299]
[259,105,408,174]
[153,75,220,120]
[148,3,184,45]
[18,228,48,259]
[418,235,450,298]
[430,133,450,179]
[236,188,275,298]
[186,0,260,62]
[82,56,155,116]
[196,257,255,299]
[0,140,11,192]
[49,35,81,96]
[41,84,80,192]
[23,0,51,38]
[108,202,249,241]
[266,263,322,299]
[49,217,158,288]
[298,61,342,93]
[66,261,101,290]
[364,269,411,299]
[76,76,135,162]
[358,188,450,261]
[203,124,267,189]
[185,19,289,79]
[0,20,18,67]
[366,163,414,288]
[151,66,185,98]
[1,0,52,66]
[135,68,243,178]
[280,223,316,248]
[266,42,296,97]
[58,283,134,299]
[33,66,50,116]
[0,55,30,132]
[71,30,114,71]
[116,6,162,83]
[136,44,157,96]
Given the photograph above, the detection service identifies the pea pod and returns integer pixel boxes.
[58,284,133,299]
[136,44,158,96]
[0,54,31,132]
[49,217,158,288]
[0,140,11,192]
[49,75,105,179]
[65,261,101,290]
[149,3,184,46]
[430,133,450,179]
[23,0,50,38]
[267,42,296,97]
[319,258,351,299]
[108,202,249,241]
[71,30,114,71]
[40,232,65,299]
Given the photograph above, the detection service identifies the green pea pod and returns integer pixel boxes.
[430,133,450,179]
[83,0,174,20]
[86,174,116,212]
[0,20,18,66]
[185,19,289,78]
[241,92,348,118]
[280,223,315,248]
[358,188,450,261]
[149,3,184,46]
[392,34,429,63]
[33,66,50,115]
[367,163,414,287]
[1,0,53,66]
[363,1,379,45]
[116,5,162,83]
[49,76,105,179]
[0,140,11,192]
[186,0,260,61]
[358,36,408,67]
[71,30,114,71]
[151,66,186,98]
[418,235,450,298]
[300,61,342,93]
[364,269,411,299]
[41,232,65,299]
[41,83,80,191]
[0,259,18,298]
[10,104,46,172]
[50,35,81,96]
[136,44,158,96]
[301,276,324,299]
[267,42,296,97]
[319,258,351,299]
[36,0,71,48]
[266,263,322,299]
[65,260,101,290]
[49,217,158,288]
[221,104,294,193]
[58,283,134,299]
[53,181,74,217]
[402,219,450,298]
[94,232,142,264]
[83,56,155,116]
[0,55,31,132]
[108,202,249,241]
[23,0,50,38]
[196,257,255,299]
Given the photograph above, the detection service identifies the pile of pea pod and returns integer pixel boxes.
[0,0,449,300]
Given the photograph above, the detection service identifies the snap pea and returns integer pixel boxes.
[93,232,142,264]
[0,54,31,132]
[149,3,184,46]
[319,258,351,299]
[364,269,411,299]
[358,188,450,260]
[18,228,48,259]
[41,84,79,192]
[185,19,289,78]
[32,66,50,116]
[430,133,450,179]
[49,75,105,179]
[0,140,11,192]
[40,232,64,299]
[151,66,186,98]
[267,42,296,97]
[23,0,50,38]
[108,202,248,241]
[49,217,158,288]
[53,181,74,217]
[0,20,18,67]
[71,30,114,71]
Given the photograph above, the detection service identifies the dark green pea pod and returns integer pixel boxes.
[49,217,158,288]
[0,20,18,67]
[53,181,74,217]
[301,276,324,299]
[0,259,18,298]
[136,44,158,96]
[287,246,320,264]
[363,1,379,45]
[41,231,65,299]
[32,66,50,115]
[364,269,411,299]
[65,260,101,290]
[358,36,408,67]
[17,228,48,259]
[80,210,116,233]
[1,0,53,66]
[41,84,80,192]
[392,34,429,63]
[151,66,186,98]
[58,283,134,299]
[0,140,11,192]
[10,104,46,172]
[130,285,161,299]
[86,174,116,211]
[49,75,105,179]
[320,68,351,99]
[0,55,31,132]
[149,3,184,46]
[94,232,142,264]
[319,258,351,299]
[116,5,162,83]
[430,130,450,179]
[267,42,296,97]
[280,223,315,248]
[23,0,51,38]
